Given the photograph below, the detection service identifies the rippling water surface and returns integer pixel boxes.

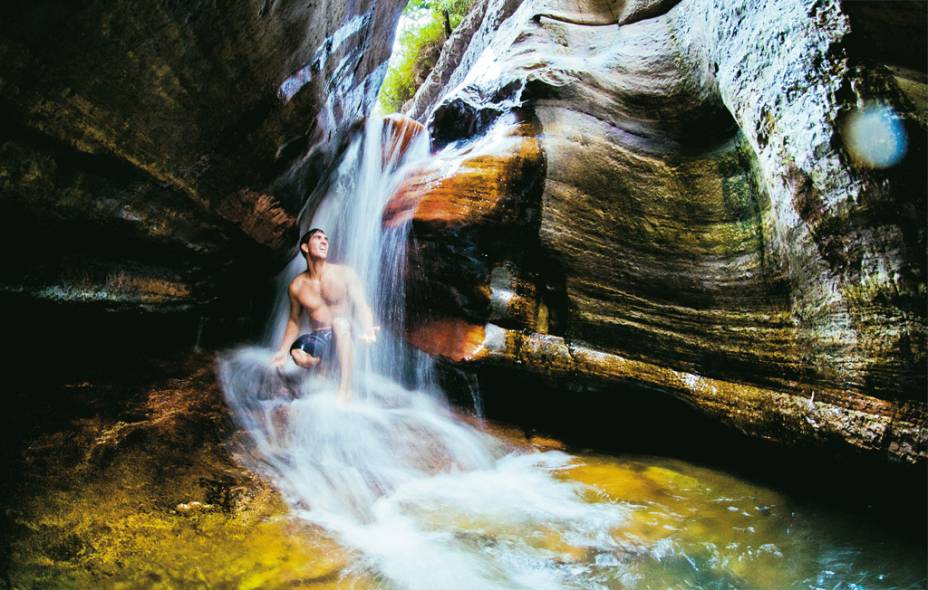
[211,369,925,590]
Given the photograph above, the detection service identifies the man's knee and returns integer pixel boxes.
[291,348,320,368]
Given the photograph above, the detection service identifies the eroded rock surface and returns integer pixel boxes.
[0,0,404,312]
[400,0,927,461]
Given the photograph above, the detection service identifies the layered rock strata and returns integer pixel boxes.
[400,0,927,461]
[0,0,404,312]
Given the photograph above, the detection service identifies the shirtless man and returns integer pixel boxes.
[271,228,378,401]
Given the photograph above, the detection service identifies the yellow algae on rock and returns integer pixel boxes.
[641,466,701,492]
[5,358,368,589]
[563,457,662,506]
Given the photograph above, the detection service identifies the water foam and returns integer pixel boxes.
[219,116,626,589]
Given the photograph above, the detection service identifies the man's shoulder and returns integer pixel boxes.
[325,263,355,278]
[288,273,309,292]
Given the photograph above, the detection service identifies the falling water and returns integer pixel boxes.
[218,116,627,589]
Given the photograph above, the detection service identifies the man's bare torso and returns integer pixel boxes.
[288,264,353,329]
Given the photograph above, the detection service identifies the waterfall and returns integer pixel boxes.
[219,115,625,590]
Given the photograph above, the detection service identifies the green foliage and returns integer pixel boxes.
[406,0,473,29]
[378,0,473,114]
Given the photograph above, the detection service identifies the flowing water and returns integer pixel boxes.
[217,116,926,590]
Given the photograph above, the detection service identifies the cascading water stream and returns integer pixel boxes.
[218,115,630,589]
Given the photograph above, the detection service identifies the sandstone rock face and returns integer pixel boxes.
[401,0,927,461]
[0,0,404,312]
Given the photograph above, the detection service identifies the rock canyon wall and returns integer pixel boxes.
[399,0,927,462]
[0,0,405,313]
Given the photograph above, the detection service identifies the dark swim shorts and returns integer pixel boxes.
[289,329,334,362]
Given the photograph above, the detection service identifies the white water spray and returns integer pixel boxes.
[219,115,626,589]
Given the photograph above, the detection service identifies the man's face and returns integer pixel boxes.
[305,231,328,260]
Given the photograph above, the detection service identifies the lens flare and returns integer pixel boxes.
[843,103,908,169]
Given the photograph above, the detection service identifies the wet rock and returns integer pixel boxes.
[175,501,215,514]
[382,114,428,165]
[0,0,405,313]
[1,353,361,587]
[528,435,566,451]
[409,318,487,363]
[384,120,541,228]
[215,189,297,252]
[401,0,927,461]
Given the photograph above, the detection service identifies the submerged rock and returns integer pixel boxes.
[0,353,365,587]
[398,0,927,461]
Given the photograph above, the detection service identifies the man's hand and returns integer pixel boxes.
[271,350,288,368]
[359,326,380,345]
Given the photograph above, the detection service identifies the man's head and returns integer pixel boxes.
[299,228,328,260]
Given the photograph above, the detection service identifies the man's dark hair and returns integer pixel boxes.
[299,228,326,254]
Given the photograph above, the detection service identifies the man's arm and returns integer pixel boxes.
[345,268,377,343]
[272,283,302,367]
